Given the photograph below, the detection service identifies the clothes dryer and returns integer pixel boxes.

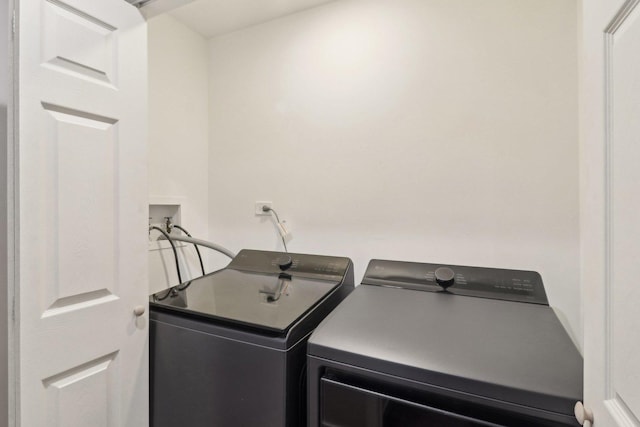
[308,260,582,426]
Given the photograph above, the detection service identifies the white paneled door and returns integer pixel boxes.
[14,0,148,425]
[582,0,640,425]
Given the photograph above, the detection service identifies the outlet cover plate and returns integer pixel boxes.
[255,201,272,216]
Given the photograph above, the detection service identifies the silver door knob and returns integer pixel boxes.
[574,401,594,425]
[133,305,146,317]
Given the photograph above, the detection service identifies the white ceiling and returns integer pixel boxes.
[169,0,336,39]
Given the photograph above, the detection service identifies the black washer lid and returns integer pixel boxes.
[150,250,352,333]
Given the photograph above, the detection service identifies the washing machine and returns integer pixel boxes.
[150,249,354,427]
[307,259,583,426]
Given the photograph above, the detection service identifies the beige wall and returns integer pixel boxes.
[206,0,581,345]
[147,14,219,293]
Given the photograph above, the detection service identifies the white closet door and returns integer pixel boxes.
[15,0,148,425]
[582,0,640,425]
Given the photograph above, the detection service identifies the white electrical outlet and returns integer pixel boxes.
[255,201,272,216]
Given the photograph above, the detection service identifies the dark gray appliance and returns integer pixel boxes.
[307,260,583,426]
[150,249,354,427]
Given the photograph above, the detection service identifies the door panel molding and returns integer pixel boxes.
[42,351,119,427]
[42,0,118,87]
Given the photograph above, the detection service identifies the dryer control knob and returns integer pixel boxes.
[276,255,293,271]
[435,267,455,289]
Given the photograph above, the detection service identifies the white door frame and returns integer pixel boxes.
[5,0,18,424]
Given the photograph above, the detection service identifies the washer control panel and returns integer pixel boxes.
[362,259,548,305]
[229,249,351,282]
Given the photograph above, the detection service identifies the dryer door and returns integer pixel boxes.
[321,378,501,427]
[319,376,578,427]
